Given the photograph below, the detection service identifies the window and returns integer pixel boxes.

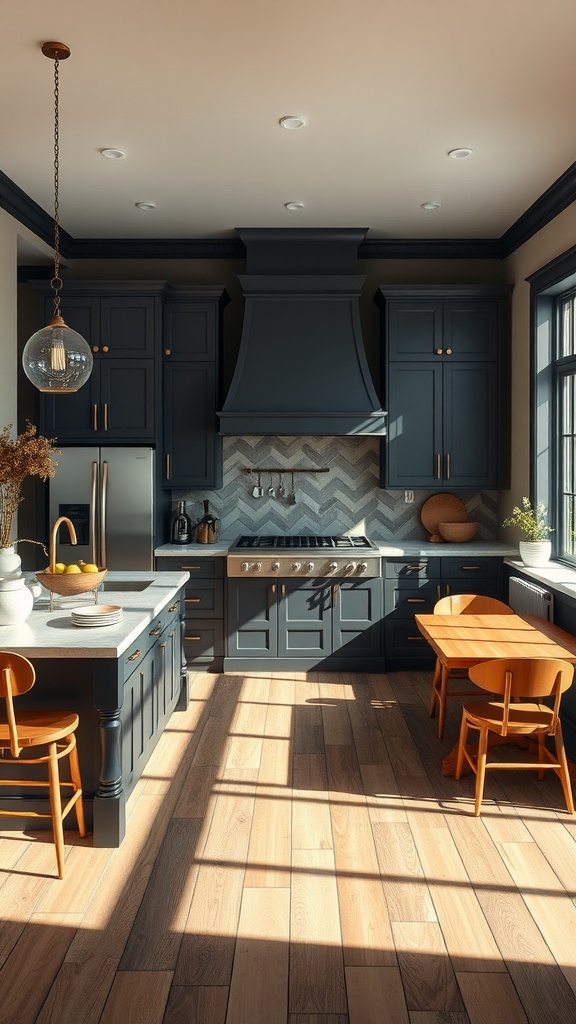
[558,294,576,562]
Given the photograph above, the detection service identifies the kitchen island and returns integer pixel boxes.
[0,570,188,847]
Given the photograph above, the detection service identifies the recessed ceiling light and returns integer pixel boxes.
[279,115,306,130]
[100,148,126,159]
[284,201,305,211]
[135,201,157,211]
[421,201,442,210]
[447,147,473,159]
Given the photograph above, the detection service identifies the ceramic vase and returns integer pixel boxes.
[0,576,33,625]
[0,546,22,577]
[519,540,552,567]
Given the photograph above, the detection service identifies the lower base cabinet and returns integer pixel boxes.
[156,555,224,669]
[384,556,504,670]
[225,577,383,670]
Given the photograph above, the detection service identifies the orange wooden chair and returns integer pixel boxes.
[430,594,515,738]
[455,657,575,815]
[0,651,85,878]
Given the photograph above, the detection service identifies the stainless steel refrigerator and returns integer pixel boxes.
[49,447,155,570]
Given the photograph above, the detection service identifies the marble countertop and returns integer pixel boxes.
[156,539,519,558]
[2,570,189,660]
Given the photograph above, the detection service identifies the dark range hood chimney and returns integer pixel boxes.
[218,228,386,435]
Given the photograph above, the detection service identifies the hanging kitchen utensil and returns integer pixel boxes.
[278,472,286,498]
[287,470,296,505]
[268,473,276,497]
[252,471,263,498]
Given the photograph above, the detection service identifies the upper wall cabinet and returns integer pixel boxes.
[32,282,165,443]
[162,286,229,490]
[375,286,510,490]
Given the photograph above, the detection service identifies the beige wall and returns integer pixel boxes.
[0,210,18,429]
[502,204,576,529]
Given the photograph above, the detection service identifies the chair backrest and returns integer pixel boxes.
[434,594,515,616]
[469,657,574,734]
[0,652,36,758]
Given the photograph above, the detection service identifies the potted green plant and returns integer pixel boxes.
[502,497,553,566]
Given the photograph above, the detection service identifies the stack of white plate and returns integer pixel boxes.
[70,604,123,627]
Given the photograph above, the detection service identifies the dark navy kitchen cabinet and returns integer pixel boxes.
[333,578,382,659]
[162,287,229,490]
[376,286,509,489]
[278,580,332,658]
[156,555,225,670]
[32,283,162,442]
[227,578,279,659]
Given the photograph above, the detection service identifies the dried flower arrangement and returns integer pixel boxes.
[0,422,60,549]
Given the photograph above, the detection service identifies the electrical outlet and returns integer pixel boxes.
[404,490,414,504]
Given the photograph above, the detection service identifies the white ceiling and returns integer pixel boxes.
[4,0,576,243]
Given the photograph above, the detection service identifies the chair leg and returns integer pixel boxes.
[437,665,449,739]
[537,733,545,781]
[455,711,469,780]
[474,726,489,817]
[48,742,66,879]
[68,736,86,837]
[429,659,441,718]
[554,723,575,815]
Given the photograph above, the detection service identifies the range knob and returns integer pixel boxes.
[344,561,357,575]
[291,562,302,572]
[240,561,251,572]
[327,561,339,574]
[271,561,281,571]
[253,561,263,572]
[358,562,368,573]
[306,561,315,572]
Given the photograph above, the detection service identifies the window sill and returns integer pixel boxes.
[504,558,576,601]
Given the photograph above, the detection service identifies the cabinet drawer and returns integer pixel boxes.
[183,620,224,661]
[156,556,225,578]
[385,579,439,617]
[184,579,224,618]
[384,621,435,659]
[385,558,441,579]
[122,612,166,681]
[442,556,499,579]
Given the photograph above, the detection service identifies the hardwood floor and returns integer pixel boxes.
[1,668,576,1023]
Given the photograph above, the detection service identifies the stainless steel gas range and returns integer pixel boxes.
[227,534,382,578]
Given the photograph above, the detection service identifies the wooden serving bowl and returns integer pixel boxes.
[437,522,478,542]
[36,567,107,598]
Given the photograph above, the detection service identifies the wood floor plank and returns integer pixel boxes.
[244,736,292,886]
[319,677,354,746]
[345,965,409,1024]
[392,921,463,1012]
[163,985,229,1024]
[290,849,347,1015]
[372,822,436,923]
[226,888,290,1024]
[0,912,81,1024]
[361,763,408,822]
[99,970,173,1024]
[456,972,529,1024]
[409,1014,470,1024]
[223,675,269,770]
[292,753,333,851]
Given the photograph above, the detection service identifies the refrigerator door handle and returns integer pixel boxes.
[90,461,98,565]
[100,460,108,568]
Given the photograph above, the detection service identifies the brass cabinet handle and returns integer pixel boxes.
[462,565,481,570]
[407,597,426,603]
[408,564,426,572]
[333,583,340,607]
[446,453,451,480]
[127,648,142,661]
[271,583,276,594]
[103,403,109,432]
[168,602,179,612]
[185,597,201,603]
[102,345,109,353]
[149,625,162,635]
[281,584,286,598]
[93,404,98,431]
[436,348,443,355]
[160,641,167,649]
[445,584,451,595]
[166,453,171,480]
[181,565,200,570]
[408,636,426,641]
[437,584,442,599]
[185,635,202,641]
[436,454,441,479]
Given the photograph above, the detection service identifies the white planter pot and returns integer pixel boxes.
[0,546,21,577]
[519,540,552,567]
[0,576,33,625]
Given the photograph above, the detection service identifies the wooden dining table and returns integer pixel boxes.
[414,611,576,739]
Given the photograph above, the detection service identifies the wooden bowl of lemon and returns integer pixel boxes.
[36,560,107,599]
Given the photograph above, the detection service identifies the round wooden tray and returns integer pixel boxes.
[421,493,468,542]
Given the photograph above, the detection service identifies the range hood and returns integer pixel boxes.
[218,228,387,435]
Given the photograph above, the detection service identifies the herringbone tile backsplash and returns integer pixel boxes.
[175,436,498,540]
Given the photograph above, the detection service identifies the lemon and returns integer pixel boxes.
[53,562,66,575]
[81,563,99,574]
[63,563,82,574]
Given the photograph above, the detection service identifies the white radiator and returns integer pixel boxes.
[508,576,554,620]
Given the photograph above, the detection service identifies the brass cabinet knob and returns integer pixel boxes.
[102,345,109,353]
[92,345,99,353]
[446,348,452,355]
[436,348,443,355]
[165,348,171,356]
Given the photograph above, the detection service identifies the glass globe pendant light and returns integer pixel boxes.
[22,42,93,394]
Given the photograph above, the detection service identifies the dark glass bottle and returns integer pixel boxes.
[195,500,219,544]
[171,500,192,544]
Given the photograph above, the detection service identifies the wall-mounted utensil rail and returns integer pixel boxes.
[243,467,330,475]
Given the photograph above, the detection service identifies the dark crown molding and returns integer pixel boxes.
[6,160,576,266]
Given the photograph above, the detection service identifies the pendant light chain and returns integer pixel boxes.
[51,53,62,319]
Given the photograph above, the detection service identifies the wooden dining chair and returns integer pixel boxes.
[430,594,515,738]
[0,651,85,878]
[455,657,575,815]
